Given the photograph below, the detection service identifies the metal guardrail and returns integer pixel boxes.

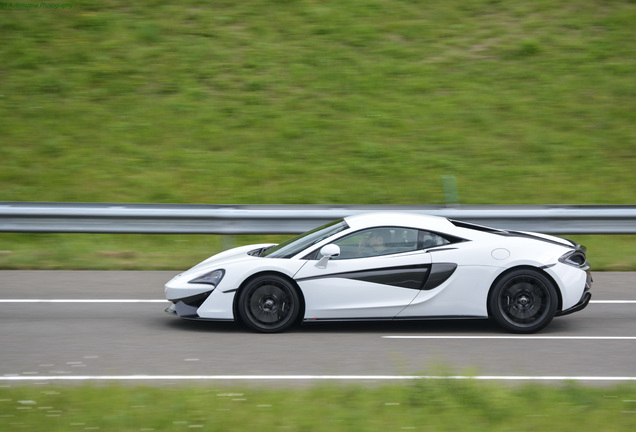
[1,202,635,235]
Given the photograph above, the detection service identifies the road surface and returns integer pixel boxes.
[0,271,634,385]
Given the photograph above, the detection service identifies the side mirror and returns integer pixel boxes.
[315,244,340,268]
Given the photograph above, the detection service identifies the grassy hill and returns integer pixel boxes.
[0,0,634,269]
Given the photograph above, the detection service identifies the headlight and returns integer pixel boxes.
[188,269,225,286]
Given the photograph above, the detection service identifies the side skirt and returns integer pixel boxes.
[303,315,487,323]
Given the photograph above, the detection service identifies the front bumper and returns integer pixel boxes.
[165,290,213,319]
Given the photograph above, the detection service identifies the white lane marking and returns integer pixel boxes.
[0,299,633,303]
[383,336,636,340]
[0,299,168,303]
[1,375,636,382]
[591,300,636,304]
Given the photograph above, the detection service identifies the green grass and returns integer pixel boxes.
[1,0,635,269]
[1,380,636,431]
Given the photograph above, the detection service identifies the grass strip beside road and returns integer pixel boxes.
[0,232,634,270]
[1,380,636,431]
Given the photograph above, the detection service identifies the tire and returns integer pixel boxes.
[238,275,301,333]
[489,269,558,334]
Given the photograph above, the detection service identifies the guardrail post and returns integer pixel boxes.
[442,175,460,205]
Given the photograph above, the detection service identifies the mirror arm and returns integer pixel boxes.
[315,256,330,269]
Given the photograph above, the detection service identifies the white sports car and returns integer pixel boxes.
[165,212,592,333]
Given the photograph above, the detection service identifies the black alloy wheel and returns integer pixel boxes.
[238,275,301,333]
[489,269,558,333]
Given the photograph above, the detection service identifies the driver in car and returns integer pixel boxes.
[358,230,390,256]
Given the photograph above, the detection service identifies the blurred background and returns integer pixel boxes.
[0,0,634,270]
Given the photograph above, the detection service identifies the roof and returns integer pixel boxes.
[343,212,456,232]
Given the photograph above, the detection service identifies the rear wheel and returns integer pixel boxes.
[238,275,300,333]
[489,269,558,333]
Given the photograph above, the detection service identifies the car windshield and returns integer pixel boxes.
[262,219,349,259]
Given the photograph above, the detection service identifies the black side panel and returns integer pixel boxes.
[422,263,457,290]
[296,265,431,290]
[346,266,431,290]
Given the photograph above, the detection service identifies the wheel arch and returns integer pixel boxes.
[232,271,306,325]
[486,265,563,319]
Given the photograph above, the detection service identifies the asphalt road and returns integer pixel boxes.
[0,270,634,385]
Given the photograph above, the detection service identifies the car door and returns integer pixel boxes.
[293,227,433,320]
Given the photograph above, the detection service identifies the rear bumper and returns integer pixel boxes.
[557,271,592,317]
[556,291,591,316]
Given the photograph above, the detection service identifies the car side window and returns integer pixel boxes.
[420,230,450,248]
[331,227,420,260]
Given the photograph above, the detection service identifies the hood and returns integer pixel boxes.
[185,243,276,274]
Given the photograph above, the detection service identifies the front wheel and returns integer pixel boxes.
[489,269,558,333]
[238,275,300,333]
